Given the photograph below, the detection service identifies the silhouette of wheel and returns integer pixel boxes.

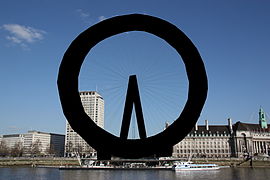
[57,14,208,159]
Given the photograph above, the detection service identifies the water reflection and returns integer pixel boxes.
[0,168,270,180]
[59,170,165,180]
[230,168,270,180]
[59,169,270,180]
[173,168,270,180]
[0,167,60,180]
[174,170,219,180]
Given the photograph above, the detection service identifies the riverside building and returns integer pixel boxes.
[64,91,104,157]
[0,131,65,156]
[173,108,270,158]
[23,131,65,156]
[0,134,24,149]
[173,119,233,158]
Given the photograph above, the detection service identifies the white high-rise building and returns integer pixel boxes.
[65,91,104,157]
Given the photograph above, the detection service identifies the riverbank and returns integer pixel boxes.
[0,157,270,168]
[0,157,79,167]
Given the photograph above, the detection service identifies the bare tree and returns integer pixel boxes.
[0,140,9,157]
[30,139,42,156]
[10,142,24,157]
[46,144,55,156]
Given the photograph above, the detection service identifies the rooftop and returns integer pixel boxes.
[233,121,270,132]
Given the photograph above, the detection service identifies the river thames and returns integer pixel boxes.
[0,167,269,180]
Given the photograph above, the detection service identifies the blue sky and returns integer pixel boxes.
[0,0,270,137]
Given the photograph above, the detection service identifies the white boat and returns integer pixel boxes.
[172,161,220,171]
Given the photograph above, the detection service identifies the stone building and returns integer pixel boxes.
[173,108,270,158]
[173,119,233,158]
[232,108,270,158]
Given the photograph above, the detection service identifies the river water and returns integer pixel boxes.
[0,167,269,180]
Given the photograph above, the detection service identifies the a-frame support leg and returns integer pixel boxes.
[120,75,147,139]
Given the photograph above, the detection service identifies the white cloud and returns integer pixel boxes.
[77,9,90,18]
[98,16,106,22]
[76,9,107,25]
[1,24,46,48]
[6,36,22,44]
[75,9,107,25]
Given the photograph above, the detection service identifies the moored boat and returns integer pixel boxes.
[172,161,220,171]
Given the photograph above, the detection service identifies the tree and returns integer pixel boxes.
[10,142,24,157]
[0,140,9,157]
[46,144,55,156]
[30,139,42,156]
